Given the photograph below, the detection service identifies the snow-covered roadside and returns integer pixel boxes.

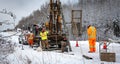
[0,31,18,64]
[0,31,120,64]
[7,41,120,64]
[7,46,84,64]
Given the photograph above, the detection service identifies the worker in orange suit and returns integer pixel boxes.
[87,25,97,53]
[27,31,34,48]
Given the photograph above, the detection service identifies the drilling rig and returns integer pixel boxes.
[45,0,72,52]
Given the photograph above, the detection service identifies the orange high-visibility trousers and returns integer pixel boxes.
[88,39,96,52]
[28,39,34,46]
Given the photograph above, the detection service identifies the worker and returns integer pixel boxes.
[40,28,49,49]
[87,25,97,53]
[27,31,34,48]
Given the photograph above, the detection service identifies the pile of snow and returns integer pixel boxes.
[0,38,15,64]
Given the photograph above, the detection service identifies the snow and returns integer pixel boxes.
[0,31,120,64]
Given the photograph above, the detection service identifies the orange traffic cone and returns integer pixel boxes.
[76,41,79,47]
[103,42,107,49]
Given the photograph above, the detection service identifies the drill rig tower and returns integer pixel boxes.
[46,0,71,52]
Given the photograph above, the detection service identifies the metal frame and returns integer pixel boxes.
[71,10,82,37]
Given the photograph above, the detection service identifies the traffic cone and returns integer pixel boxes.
[103,42,107,49]
[76,41,79,47]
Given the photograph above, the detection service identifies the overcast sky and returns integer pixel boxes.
[0,0,78,30]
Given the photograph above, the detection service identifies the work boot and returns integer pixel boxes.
[45,48,48,49]
[88,51,94,53]
[29,45,33,48]
[31,46,33,48]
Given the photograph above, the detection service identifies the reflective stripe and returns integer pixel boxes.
[89,46,95,48]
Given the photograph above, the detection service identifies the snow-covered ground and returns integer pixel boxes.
[0,31,120,64]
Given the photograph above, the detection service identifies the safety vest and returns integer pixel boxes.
[87,26,96,39]
[40,31,48,40]
[28,33,34,39]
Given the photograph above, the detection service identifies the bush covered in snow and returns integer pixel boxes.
[0,38,15,64]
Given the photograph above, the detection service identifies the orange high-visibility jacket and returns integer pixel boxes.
[27,33,34,40]
[87,26,96,39]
